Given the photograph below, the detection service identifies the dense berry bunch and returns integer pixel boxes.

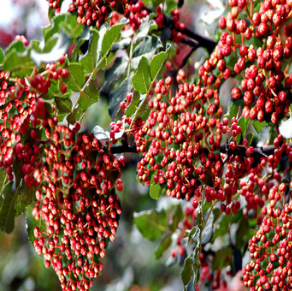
[243,185,292,291]
[62,0,149,29]
[213,0,292,124]
[135,75,224,201]
[0,57,68,181]
[31,120,124,291]
[134,72,273,214]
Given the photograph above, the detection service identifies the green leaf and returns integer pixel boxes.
[134,209,168,241]
[0,48,4,64]
[60,13,84,39]
[0,168,7,194]
[55,97,72,113]
[3,47,34,77]
[131,56,151,94]
[42,14,66,42]
[0,182,18,234]
[101,23,126,57]
[228,103,239,122]
[236,117,249,142]
[125,90,140,117]
[15,183,36,217]
[169,204,183,231]
[26,204,47,246]
[181,255,194,287]
[150,48,169,81]
[246,132,254,146]
[149,183,164,200]
[80,29,99,74]
[131,35,163,69]
[0,168,7,208]
[79,79,99,111]
[154,233,172,259]
[252,120,267,134]
[5,40,26,54]
[109,76,132,119]
[64,63,85,91]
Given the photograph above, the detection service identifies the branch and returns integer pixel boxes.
[143,8,217,53]
[110,141,283,160]
[110,144,138,154]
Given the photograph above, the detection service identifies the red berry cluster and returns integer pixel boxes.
[135,75,224,201]
[64,0,149,28]
[214,0,292,124]
[0,57,68,181]
[243,184,292,291]
[134,71,272,214]
[0,54,126,290]
[31,120,124,291]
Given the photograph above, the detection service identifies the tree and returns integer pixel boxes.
[0,0,292,290]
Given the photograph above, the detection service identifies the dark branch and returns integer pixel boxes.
[110,142,281,160]
[111,144,138,154]
[143,7,217,53]
[179,27,217,53]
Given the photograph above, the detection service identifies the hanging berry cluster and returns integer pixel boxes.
[0,52,125,290]
[31,121,124,291]
[243,184,292,291]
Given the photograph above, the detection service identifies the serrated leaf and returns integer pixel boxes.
[154,233,172,259]
[134,209,168,241]
[64,63,85,91]
[80,29,99,74]
[101,23,126,57]
[55,97,72,113]
[109,76,132,119]
[149,183,164,200]
[150,48,169,81]
[79,79,99,111]
[0,182,17,233]
[169,204,183,231]
[26,204,47,246]
[131,56,151,94]
[131,35,163,69]
[253,120,267,134]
